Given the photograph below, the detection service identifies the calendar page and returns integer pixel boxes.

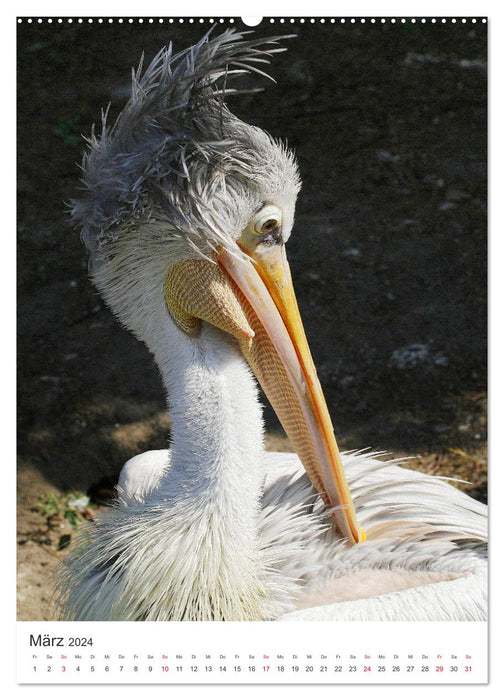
[16,6,488,687]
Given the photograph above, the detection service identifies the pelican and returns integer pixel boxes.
[58,29,487,622]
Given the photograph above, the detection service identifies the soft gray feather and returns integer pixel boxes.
[71,29,298,270]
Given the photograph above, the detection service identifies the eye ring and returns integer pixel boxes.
[252,204,283,236]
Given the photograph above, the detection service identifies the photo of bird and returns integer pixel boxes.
[52,29,487,622]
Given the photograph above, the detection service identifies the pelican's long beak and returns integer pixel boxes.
[218,242,363,546]
[164,240,364,545]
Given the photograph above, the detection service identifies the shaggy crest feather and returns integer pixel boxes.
[71,28,299,270]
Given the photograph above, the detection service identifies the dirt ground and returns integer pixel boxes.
[17,18,487,620]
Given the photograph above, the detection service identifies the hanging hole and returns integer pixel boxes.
[241,16,263,27]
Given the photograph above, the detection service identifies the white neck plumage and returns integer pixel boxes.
[154,322,265,521]
[120,319,284,620]
[96,244,267,517]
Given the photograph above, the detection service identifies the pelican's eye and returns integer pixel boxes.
[252,205,283,244]
[259,218,279,234]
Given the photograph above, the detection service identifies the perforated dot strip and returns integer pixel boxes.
[17,17,488,24]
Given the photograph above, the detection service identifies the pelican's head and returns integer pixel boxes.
[72,29,363,545]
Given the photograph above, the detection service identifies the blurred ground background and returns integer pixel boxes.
[17,17,487,620]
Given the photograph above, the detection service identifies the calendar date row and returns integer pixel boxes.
[34,663,473,674]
